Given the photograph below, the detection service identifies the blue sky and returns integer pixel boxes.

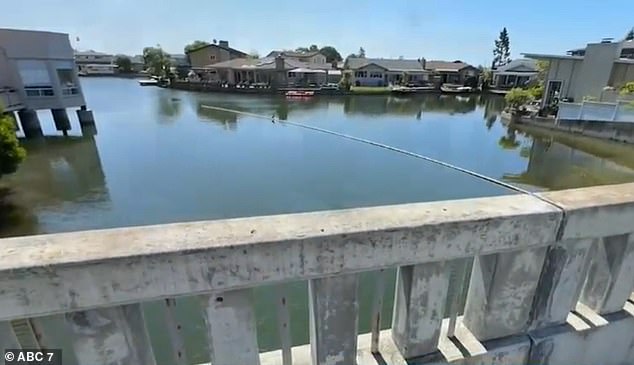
[3,0,633,65]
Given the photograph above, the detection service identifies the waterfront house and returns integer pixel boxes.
[266,50,328,65]
[130,55,145,73]
[0,28,85,112]
[491,59,539,90]
[199,55,335,87]
[523,39,634,107]
[75,50,116,75]
[424,60,479,86]
[344,58,430,87]
[186,40,247,69]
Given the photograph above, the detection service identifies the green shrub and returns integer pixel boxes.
[0,107,26,177]
[505,88,534,109]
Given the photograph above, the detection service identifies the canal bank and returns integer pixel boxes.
[3,77,634,364]
[501,111,634,144]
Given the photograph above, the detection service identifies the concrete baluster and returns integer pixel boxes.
[370,269,387,354]
[203,290,260,365]
[65,304,156,365]
[580,233,634,314]
[276,287,293,365]
[163,298,188,365]
[309,273,359,365]
[463,247,548,341]
[529,239,594,329]
[391,262,450,359]
[0,321,20,350]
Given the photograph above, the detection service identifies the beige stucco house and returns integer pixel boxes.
[187,40,247,69]
[424,60,480,86]
[524,39,634,106]
[0,28,85,112]
[344,58,430,87]
[266,50,327,65]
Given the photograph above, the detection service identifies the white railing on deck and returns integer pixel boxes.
[558,100,634,123]
[0,183,633,365]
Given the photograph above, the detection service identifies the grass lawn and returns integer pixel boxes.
[350,86,391,95]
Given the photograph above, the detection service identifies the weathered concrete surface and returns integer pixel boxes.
[530,239,593,329]
[528,302,634,365]
[0,193,561,321]
[392,262,449,358]
[203,290,260,365]
[579,234,634,314]
[539,182,634,240]
[463,247,548,341]
[65,304,156,365]
[309,274,359,365]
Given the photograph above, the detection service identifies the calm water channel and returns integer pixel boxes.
[3,78,634,364]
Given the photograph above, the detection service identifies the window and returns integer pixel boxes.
[210,55,216,61]
[17,60,52,87]
[370,72,383,78]
[288,72,296,77]
[355,71,367,78]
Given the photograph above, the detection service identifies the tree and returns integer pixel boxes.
[0,108,26,178]
[247,50,260,59]
[621,81,634,95]
[505,88,534,110]
[492,27,511,68]
[184,40,210,54]
[339,71,352,91]
[319,46,342,63]
[309,44,319,52]
[625,28,634,41]
[295,46,309,53]
[143,45,171,78]
[114,56,133,73]
[358,47,366,58]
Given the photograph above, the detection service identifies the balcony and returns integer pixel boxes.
[0,183,633,365]
[0,87,23,111]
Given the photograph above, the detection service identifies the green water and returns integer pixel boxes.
[3,78,634,364]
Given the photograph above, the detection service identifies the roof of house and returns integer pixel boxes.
[203,57,331,71]
[75,50,112,56]
[424,60,475,72]
[493,59,538,74]
[266,50,322,58]
[346,58,428,72]
[567,40,634,56]
[131,55,144,64]
[186,43,247,57]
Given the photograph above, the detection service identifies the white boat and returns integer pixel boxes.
[391,85,437,94]
[138,79,159,86]
[440,84,474,94]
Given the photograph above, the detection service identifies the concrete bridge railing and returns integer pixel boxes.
[1,183,634,365]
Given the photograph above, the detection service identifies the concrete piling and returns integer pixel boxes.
[51,108,71,134]
[17,109,43,138]
[76,106,95,126]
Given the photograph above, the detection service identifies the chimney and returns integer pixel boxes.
[219,40,229,48]
[275,55,285,71]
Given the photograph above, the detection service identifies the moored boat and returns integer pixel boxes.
[285,90,315,98]
[440,84,474,94]
[138,79,159,86]
[391,85,437,94]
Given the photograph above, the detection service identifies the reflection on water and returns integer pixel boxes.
[1,135,109,237]
[2,79,634,238]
